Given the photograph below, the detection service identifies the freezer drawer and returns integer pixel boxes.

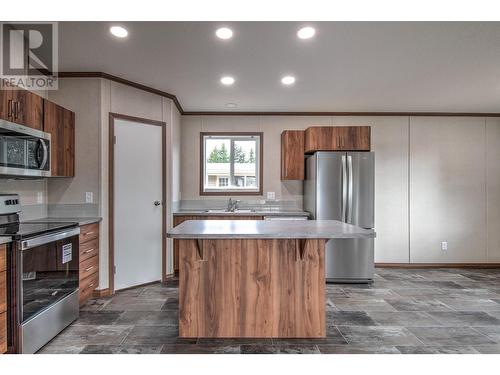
[325,238,374,283]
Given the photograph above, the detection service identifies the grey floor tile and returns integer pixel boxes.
[408,327,497,346]
[161,344,240,354]
[396,345,480,354]
[37,345,85,354]
[331,298,397,312]
[328,311,376,326]
[473,326,500,343]
[47,325,134,346]
[428,311,500,327]
[337,325,423,346]
[436,298,500,311]
[104,297,167,312]
[275,345,320,354]
[387,298,454,312]
[368,311,442,327]
[197,337,272,345]
[122,325,181,345]
[73,311,123,326]
[80,345,162,354]
[115,311,178,326]
[240,345,280,354]
[317,345,400,354]
[472,344,500,354]
[161,297,179,311]
[79,298,112,312]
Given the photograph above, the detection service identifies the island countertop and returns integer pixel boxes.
[167,219,375,239]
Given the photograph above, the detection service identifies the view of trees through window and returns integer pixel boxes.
[202,134,261,192]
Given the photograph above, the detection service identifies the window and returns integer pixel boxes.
[200,132,263,195]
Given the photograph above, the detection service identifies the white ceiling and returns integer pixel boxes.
[58,22,500,112]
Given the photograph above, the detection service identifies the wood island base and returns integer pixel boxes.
[178,238,325,338]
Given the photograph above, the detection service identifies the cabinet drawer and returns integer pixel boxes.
[0,245,5,272]
[0,311,6,354]
[79,223,99,243]
[0,271,5,313]
[79,238,99,263]
[79,272,98,305]
[79,255,98,280]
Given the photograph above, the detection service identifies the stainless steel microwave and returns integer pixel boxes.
[0,119,51,177]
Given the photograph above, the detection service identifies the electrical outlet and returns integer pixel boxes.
[36,191,43,204]
[85,192,93,204]
[267,191,276,200]
[441,241,448,251]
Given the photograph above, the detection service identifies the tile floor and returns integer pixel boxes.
[39,268,500,354]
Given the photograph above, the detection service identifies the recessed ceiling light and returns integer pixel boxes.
[297,26,315,40]
[281,76,296,85]
[220,76,235,85]
[226,103,238,108]
[110,26,128,38]
[215,27,233,40]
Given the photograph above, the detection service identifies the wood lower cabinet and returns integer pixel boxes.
[0,88,43,130]
[281,130,305,180]
[43,100,75,177]
[79,223,100,306]
[0,244,6,354]
[305,126,371,153]
[173,215,263,273]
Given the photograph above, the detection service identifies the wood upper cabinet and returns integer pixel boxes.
[1,244,6,354]
[43,100,75,177]
[0,88,43,130]
[281,130,305,180]
[305,126,371,153]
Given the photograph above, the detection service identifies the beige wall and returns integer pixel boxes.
[180,114,500,264]
[47,78,101,205]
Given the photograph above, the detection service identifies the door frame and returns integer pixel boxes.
[108,112,167,294]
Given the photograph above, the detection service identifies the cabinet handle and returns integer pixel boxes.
[85,266,94,272]
[84,231,94,236]
[7,99,12,118]
[14,101,19,120]
[84,248,95,254]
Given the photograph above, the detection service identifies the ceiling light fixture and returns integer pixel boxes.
[220,76,235,85]
[297,26,315,40]
[110,26,128,38]
[281,76,296,85]
[215,27,233,40]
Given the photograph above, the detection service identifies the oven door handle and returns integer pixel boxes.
[21,227,80,250]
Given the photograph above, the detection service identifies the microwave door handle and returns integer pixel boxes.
[341,154,347,222]
[347,155,354,224]
[38,139,48,169]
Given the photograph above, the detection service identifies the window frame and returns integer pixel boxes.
[199,132,264,196]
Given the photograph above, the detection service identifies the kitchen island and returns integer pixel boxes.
[167,220,375,339]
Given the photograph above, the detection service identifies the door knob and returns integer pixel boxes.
[154,201,161,206]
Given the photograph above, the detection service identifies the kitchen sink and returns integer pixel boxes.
[204,209,255,213]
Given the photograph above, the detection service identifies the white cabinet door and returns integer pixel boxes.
[114,118,163,290]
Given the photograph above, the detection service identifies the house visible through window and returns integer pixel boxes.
[201,132,262,195]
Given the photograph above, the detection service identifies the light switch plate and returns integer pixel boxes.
[85,192,93,204]
[36,191,43,204]
[441,241,448,251]
[267,191,276,200]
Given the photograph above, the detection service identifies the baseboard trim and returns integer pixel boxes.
[376,263,500,269]
[92,288,112,298]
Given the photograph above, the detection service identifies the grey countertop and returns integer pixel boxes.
[0,236,12,245]
[26,217,102,226]
[173,209,310,217]
[167,219,375,239]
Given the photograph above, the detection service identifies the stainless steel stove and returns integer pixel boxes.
[0,194,80,353]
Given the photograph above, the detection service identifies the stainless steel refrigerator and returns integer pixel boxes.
[304,151,375,283]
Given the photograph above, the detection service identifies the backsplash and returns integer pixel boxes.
[178,198,303,211]
[0,178,48,220]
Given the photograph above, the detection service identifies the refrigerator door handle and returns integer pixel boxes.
[347,154,353,223]
[341,154,347,222]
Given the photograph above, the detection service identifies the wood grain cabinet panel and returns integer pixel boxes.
[173,215,263,273]
[281,130,305,180]
[0,271,5,314]
[0,88,43,130]
[79,223,100,306]
[0,312,6,354]
[11,89,43,130]
[305,126,371,153]
[43,100,75,177]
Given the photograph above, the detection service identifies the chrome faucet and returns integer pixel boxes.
[227,198,239,212]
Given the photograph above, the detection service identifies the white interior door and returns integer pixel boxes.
[114,118,163,290]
